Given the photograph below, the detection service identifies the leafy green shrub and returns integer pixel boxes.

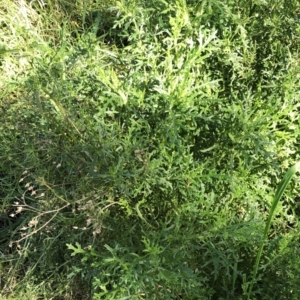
[1,0,300,299]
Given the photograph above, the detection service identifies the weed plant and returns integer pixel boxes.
[1,0,300,299]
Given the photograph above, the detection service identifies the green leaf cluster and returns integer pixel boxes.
[1,0,300,299]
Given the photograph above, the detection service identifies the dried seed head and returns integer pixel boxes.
[28,217,38,227]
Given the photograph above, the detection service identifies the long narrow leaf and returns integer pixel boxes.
[247,162,300,299]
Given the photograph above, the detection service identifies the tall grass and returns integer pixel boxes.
[247,163,300,299]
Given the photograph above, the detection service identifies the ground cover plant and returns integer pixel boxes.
[1,0,300,299]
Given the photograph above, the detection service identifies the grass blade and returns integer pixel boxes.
[247,162,300,299]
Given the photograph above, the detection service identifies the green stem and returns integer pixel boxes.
[247,163,299,299]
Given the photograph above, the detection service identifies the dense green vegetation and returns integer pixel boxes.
[1,0,300,299]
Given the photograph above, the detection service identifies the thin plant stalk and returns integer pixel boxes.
[247,162,300,299]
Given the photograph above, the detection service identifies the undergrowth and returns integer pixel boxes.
[1,0,300,299]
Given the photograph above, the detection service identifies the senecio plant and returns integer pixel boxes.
[1,0,300,299]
